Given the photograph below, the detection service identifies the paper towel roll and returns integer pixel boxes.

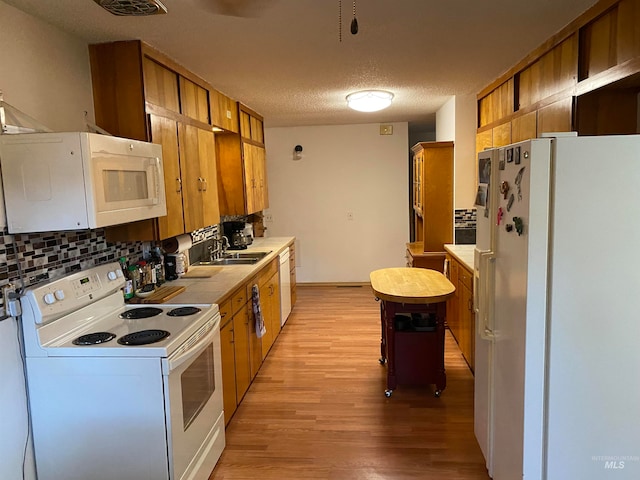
[162,234,192,254]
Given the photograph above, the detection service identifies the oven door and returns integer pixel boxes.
[164,315,225,480]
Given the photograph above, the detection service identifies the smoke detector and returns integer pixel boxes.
[93,0,168,16]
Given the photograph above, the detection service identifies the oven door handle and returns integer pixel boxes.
[167,326,217,372]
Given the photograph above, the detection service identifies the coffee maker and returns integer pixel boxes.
[223,221,248,250]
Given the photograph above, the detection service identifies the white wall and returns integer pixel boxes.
[264,123,409,283]
[436,95,477,209]
[0,3,94,479]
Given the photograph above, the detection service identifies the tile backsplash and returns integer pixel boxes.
[0,227,145,308]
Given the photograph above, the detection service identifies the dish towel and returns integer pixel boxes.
[252,284,266,338]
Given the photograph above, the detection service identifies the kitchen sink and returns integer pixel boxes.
[222,251,271,260]
[194,251,272,266]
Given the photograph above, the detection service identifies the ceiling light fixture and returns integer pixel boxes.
[346,90,394,112]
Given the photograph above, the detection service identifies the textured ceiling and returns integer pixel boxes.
[4,0,599,129]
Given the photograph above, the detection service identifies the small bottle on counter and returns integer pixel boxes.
[128,264,140,293]
[152,247,165,285]
[120,257,134,300]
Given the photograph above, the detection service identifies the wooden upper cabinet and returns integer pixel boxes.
[90,40,224,241]
[216,105,268,216]
[411,142,453,252]
[142,56,180,112]
[492,122,512,147]
[517,35,578,109]
[149,114,185,239]
[478,79,514,127]
[511,111,537,143]
[538,97,574,135]
[210,89,239,133]
[179,124,220,232]
[179,77,210,123]
[239,104,265,145]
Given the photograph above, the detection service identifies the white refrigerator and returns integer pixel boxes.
[474,133,640,480]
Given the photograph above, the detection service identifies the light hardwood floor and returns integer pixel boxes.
[210,285,490,479]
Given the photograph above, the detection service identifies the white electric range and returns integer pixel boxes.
[20,262,225,480]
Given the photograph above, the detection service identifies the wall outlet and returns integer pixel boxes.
[347,211,354,221]
[264,214,273,222]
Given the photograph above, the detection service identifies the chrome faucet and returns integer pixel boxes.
[211,236,230,260]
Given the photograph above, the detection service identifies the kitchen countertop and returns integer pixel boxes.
[444,244,475,272]
[155,237,295,306]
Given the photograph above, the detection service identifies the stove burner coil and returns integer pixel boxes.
[73,332,116,345]
[167,306,202,317]
[120,307,164,319]
[117,329,170,346]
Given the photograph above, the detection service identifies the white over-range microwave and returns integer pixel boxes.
[0,132,167,233]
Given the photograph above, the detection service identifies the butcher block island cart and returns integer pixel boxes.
[370,268,455,397]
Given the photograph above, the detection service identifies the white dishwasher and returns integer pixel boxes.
[279,247,292,326]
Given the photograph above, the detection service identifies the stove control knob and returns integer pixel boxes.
[108,271,117,281]
[54,290,65,301]
[43,293,56,305]
[115,270,124,278]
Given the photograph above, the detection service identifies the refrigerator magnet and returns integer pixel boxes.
[514,146,521,164]
[499,159,506,170]
[507,193,515,212]
[515,167,525,200]
[506,148,513,163]
[479,158,491,184]
[513,217,524,236]
[475,185,488,207]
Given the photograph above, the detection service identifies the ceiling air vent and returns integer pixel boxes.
[93,0,168,16]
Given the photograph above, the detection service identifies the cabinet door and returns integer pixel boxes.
[149,114,185,239]
[142,56,180,112]
[242,143,268,214]
[259,279,275,359]
[179,124,221,232]
[233,303,252,402]
[220,318,237,425]
[179,77,210,123]
[210,89,239,133]
[197,128,221,228]
[242,143,257,214]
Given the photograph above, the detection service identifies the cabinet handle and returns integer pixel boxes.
[468,298,473,311]
[202,177,208,191]
[197,177,203,191]
[176,178,182,193]
[230,328,235,344]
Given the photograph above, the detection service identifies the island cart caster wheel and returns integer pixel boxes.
[379,357,386,365]
[384,389,393,398]
[434,390,442,398]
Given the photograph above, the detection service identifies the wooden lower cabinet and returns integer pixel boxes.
[219,304,237,425]
[257,261,281,360]
[219,257,283,425]
[445,254,475,372]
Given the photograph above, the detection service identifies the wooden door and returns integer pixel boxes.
[253,146,268,211]
[142,56,180,112]
[179,124,221,232]
[179,77,210,123]
[259,279,275,359]
[149,114,185,239]
[220,317,237,425]
[196,128,221,228]
[242,143,257,213]
[233,303,252,402]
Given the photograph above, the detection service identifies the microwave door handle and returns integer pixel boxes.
[151,157,161,204]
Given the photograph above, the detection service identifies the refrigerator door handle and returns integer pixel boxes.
[474,249,495,340]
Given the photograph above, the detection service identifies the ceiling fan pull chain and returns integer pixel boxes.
[351,0,358,35]
[339,0,342,42]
